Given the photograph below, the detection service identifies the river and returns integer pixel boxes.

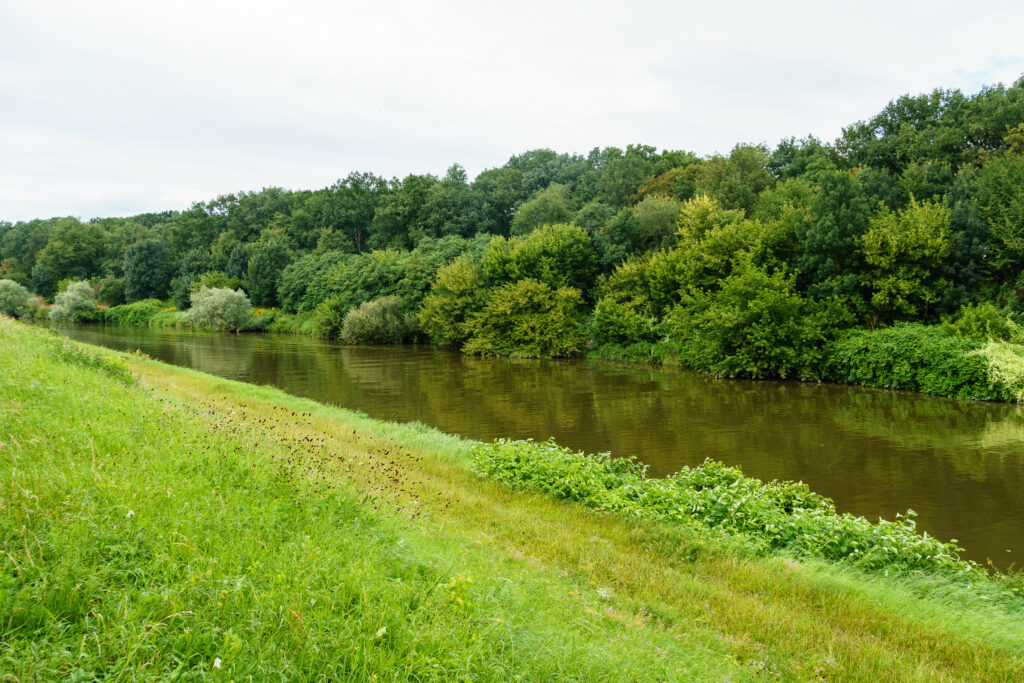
[59,324,1024,568]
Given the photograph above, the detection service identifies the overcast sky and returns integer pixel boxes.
[1,0,1022,222]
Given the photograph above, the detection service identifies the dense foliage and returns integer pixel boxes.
[340,295,417,344]
[827,324,1023,401]
[186,287,252,331]
[471,438,972,574]
[5,76,1024,385]
[0,279,33,317]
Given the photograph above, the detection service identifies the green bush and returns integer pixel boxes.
[418,255,487,347]
[49,281,96,322]
[943,301,1023,342]
[340,295,417,344]
[463,279,586,358]
[829,324,1007,401]
[973,340,1024,402]
[185,287,251,331]
[470,438,972,574]
[480,224,598,294]
[0,279,34,318]
[667,259,849,380]
[103,299,164,325]
[589,297,660,346]
[310,296,348,339]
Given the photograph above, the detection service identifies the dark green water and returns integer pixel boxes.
[60,324,1024,568]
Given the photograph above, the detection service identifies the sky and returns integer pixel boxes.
[1,0,1022,222]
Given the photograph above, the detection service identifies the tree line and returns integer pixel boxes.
[2,77,1024,388]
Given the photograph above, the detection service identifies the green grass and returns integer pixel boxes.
[2,316,1024,680]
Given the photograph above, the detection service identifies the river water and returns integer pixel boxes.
[59,324,1024,568]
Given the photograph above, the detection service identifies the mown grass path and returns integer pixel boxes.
[2,317,1023,681]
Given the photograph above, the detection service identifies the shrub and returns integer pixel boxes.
[0,279,33,318]
[470,438,973,575]
[463,279,586,358]
[49,281,97,322]
[943,301,1023,342]
[340,295,417,344]
[310,296,348,339]
[829,324,1007,401]
[419,255,486,347]
[480,224,598,294]
[973,340,1024,402]
[185,287,251,331]
[103,299,163,326]
[667,259,849,380]
[589,298,660,346]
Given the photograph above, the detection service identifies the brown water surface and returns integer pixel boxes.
[59,324,1024,567]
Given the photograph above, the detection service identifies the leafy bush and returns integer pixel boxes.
[463,279,586,358]
[470,438,973,574]
[103,299,163,325]
[49,281,97,322]
[829,324,1007,401]
[943,301,1023,342]
[185,287,251,331]
[277,250,348,313]
[589,297,660,346]
[973,340,1024,402]
[0,279,33,318]
[418,255,487,347]
[480,224,598,294]
[340,295,417,344]
[667,259,849,380]
[310,296,348,339]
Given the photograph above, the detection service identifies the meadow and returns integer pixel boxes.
[2,316,1024,681]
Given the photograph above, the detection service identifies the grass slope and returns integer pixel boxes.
[1,317,1023,681]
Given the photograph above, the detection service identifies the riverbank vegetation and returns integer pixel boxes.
[3,316,1024,679]
[3,77,1024,398]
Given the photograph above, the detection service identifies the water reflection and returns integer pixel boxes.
[59,324,1024,567]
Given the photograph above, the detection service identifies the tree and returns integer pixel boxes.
[419,255,487,347]
[795,167,871,299]
[186,287,251,330]
[35,218,105,282]
[49,281,96,322]
[510,183,574,235]
[859,199,952,323]
[480,224,598,295]
[245,239,293,307]
[123,240,174,301]
[96,276,125,306]
[463,279,586,358]
[972,151,1024,284]
[31,265,56,300]
[0,279,33,317]
[225,243,251,279]
[667,258,848,380]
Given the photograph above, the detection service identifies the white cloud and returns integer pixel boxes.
[1,0,1021,221]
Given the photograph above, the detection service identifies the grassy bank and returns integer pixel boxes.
[4,316,1024,680]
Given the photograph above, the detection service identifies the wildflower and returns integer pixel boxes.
[127,510,135,519]
[213,658,222,669]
